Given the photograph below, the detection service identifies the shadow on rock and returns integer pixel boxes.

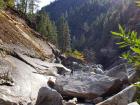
[35,87,63,105]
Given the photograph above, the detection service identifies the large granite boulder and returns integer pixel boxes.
[36,87,63,105]
[128,102,139,105]
[105,64,128,83]
[76,103,93,105]
[53,71,122,99]
[105,64,137,84]
[0,55,63,105]
[97,85,137,105]
[15,52,71,76]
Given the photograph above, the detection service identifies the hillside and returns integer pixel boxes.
[0,9,72,105]
[0,9,55,61]
[43,0,140,68]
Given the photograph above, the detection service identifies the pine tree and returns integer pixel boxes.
[57,15,71,52]
[5,0,15,7]
[28,0,39,15]
[79,34,86,47]
[36,11,46,35]
[48,21,58,45]
[36,11,58,45]
[16,0,28,13]
[16,0,39,14]
[0,0,14,8]
[83,22,89,32]
[63,20,71,51]
[28,0,34,14]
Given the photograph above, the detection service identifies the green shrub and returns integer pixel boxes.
[65,50,85,61]
[0,0,4,9]
[111,25,140,104]
[111,25,140,69]
[0,0,14,9]
[6,0,14,7]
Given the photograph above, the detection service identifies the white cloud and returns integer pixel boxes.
[38,0,55,10]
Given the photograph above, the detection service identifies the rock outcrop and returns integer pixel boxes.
[105,64,128,82]
[97,85,137,105]
[0,10,65,105]
[0,55,63,105]
[53,72,122,100]
[105,64,137,84]
[128,102,139,105]
[0,10,54,61]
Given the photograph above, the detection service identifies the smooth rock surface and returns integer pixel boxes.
[105,64,128,83]
[128,102,139,105]
[97,85,137,105]
[0,55,63,105]
[54,72,122,99]
[15,52,71,76]
[35,87,63,105]
[63,97,77,105]
[76,103,93,105]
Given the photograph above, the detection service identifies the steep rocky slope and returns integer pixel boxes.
[0,9,70,105]
[0,9,54,61]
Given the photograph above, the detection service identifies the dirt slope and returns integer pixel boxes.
[0,10,55,61]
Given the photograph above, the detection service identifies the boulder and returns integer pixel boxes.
[105,64,128,83]
[85,97,103,104]
[54,71,122,99]
[127,67,137,82]
[67,62,104,75]
[15,52,71,76]
[0,55,63,105]
[76,104,93,105]
[92,97,103,104]
[97,85,137,105]
[35,87,63,105]
[63,98,77,105]
[105,64,137,84]
[128,102,139,105]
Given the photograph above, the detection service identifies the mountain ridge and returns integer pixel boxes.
[43,0,139,68]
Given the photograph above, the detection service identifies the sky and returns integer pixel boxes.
[38,0,55,9]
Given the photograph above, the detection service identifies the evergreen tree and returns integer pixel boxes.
[0,0,14,9]
[16,0,28,13]
[83,22,89,32]
[44,0,134,52]
[63,20,71,51]
[57,15,71,53]
[28,0,39,15]
[16,0,39,14]
[28,0,34,14]
[36,11,58,45]
[79,34,86,47]
[5,0,15,7]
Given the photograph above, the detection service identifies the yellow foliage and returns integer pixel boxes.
[65,50,85,61]
[6,0,15,7]
[135,0,140,7]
